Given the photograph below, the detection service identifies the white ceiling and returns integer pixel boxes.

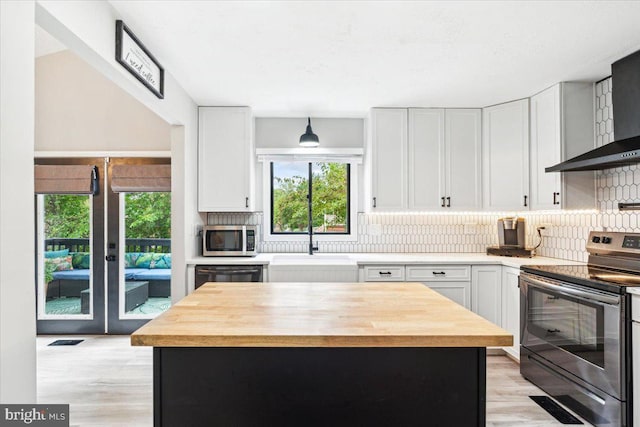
[106,1,640,117]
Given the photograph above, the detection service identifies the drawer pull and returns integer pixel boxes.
[432,271,446,275]
[378,271,392,276]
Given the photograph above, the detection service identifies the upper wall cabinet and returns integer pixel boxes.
[198,107,255,212]
[408,109,481,210]
[367,108,408,211]
[482,99,530,211]
[529,83,595,210]
[368,108,481,211]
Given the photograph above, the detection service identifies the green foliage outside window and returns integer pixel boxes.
[44,192,171,240]
[272,162,348,233]
[44,194,90,239]
[124,192,171,238]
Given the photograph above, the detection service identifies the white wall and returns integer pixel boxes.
[255,118,364,149]
[35,0,200,305]
[36,50,172,152]
[0,0,37,403]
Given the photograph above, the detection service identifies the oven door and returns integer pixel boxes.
[520,273,624,399]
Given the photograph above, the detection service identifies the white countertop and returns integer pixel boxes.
[187,253,580,269]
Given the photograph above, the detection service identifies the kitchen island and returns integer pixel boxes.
[132,282,512,426]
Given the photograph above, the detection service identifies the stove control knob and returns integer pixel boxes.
[592,236,601,243]
[602,236,612,244]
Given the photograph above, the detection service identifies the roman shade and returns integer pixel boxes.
[34,165,98,194]
[111,164,171,193]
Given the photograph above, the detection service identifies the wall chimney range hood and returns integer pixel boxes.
[546,49,640,172]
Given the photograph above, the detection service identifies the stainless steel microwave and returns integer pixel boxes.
[202,225,257,257]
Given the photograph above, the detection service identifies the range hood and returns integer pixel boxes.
[546,49,640,172]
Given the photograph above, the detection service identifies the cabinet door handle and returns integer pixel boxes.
[373,197,377,208]
[441,197,445,207]
[553,192,560,205]
[379,271,392,276]
[105,255,116,262]
[523,195,528,207]
[432,271,446,275]
[446,197,451,208]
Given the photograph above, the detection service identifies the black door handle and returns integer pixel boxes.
[432,271,446,275]
[379,271,392,276]
[446,197,451,208]
[373,197,377,208]
[523,195,528,207]
[441,197,445,207]
[105,255,116,262]
[553,192,560,205]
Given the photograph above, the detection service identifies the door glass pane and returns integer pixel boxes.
[38,194,92,318]
[120,192,171,318]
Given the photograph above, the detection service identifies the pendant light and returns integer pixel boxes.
[299,117,319,147]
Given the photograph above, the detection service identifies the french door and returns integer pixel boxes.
[35,157,171,334]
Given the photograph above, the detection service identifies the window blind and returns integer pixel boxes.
[34,165,98,194]
[111,164,171,192]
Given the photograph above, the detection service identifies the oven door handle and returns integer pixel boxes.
[522,275,620,306]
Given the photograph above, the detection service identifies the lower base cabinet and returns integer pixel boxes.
[360,263,521,360]
[471,265,502,326]
[406,265,471,310]
[501,267,521,360]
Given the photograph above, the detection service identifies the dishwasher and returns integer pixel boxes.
[195,265,263,288]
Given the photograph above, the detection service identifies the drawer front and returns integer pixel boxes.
[406,265,471,282]
[363,266,405,281]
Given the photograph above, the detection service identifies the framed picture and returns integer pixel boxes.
[115,20,164,99]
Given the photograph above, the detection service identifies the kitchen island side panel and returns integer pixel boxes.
[154,346,486,427]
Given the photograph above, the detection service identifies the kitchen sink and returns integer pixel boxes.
[269,254,356,265]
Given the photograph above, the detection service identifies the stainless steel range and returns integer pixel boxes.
[520,231,640,427]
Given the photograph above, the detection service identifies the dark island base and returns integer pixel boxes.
[154,347,487,427]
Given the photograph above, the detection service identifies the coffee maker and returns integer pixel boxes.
[486,217,534,257]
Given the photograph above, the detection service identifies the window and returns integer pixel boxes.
[271,162,350,235]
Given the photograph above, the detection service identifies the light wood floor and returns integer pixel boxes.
[37,336,590,426]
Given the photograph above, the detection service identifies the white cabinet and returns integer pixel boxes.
[444,109,482,210]
[408,108,444,210]
[406,265,471,309]
[529,83,595,210]
[368,108,408,211]
[471,265,502,326]
[370,108,481,212]
[198,107,255,212]
[363,265,405,281]
[501,266,521,360]
[408,109,481,210]
[482,99,530,211]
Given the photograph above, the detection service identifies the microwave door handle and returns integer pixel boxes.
[242,227,247,254]
[522,275,619,306]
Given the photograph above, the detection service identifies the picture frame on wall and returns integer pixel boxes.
[115,20,164,99]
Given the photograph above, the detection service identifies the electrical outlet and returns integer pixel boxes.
[538,223,553,235]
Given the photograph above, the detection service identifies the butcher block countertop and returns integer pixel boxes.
[131,282,513,348]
